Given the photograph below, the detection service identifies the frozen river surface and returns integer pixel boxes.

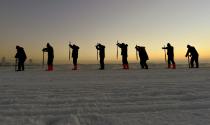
[0,65,210,125]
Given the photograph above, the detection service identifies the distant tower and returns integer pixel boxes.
[1,57,6,65]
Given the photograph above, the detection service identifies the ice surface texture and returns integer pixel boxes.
[0,65,210,125]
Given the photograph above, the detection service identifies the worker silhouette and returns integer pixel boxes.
[96,43,105,70]
[42,43,54,71]
[15,46,27,71]
[117,42,129,69]
[185,45,199,68]
[162,43,176,69]
[135,46,149,69]
[69,44,80,70]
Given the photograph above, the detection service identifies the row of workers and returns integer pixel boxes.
[14,43,199,71]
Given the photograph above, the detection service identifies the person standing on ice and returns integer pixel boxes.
[185,45,199,68]
[135,45,149,69]
[69,43,80,70]
[117,42,129,69]
[15,46,27,71]
[96,43,105,70]
[162,43,176,69]
[42,43,54,71]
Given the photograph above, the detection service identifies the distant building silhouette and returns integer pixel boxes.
[1,57,6,65]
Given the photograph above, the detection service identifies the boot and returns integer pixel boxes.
[196,63,199,68]
[125,64,129,69]
[47,65,53,71]
[100,65,104,70]
[50,65,53,71]
[123,64,126,69]
[145,64,148,69]
[172,64,176,69]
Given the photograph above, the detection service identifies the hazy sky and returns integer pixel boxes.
[1,0,210,64]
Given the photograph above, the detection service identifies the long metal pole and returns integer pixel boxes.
[69,42,71,62]
[188,55,190,68]
[164,45,167,63]
[117,41,119,60]
[15,58,17,71]
[42,51,44,69]
[136,45,138,61]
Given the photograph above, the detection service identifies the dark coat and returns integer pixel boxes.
[136,47,149,60]
[186,46,198,57]
[117,43,128,57]
[15,47,27,62]
[96,44,105,58]
[163,45,174,58]
[70,45,79,58]
[43,45,54,64]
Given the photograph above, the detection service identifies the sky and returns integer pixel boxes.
[0,0,210,64]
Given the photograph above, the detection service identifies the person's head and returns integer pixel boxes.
[16,45,20,49]
[47,43,50,47]
[167,43,171,47]
[187,45,191,48]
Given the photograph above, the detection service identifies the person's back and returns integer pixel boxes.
[47,45,54,59]
[136,46,149,69]
[99,45,105,58]
[139,47,149,61]
[71,45,79,58]
[189,46,198,57]
[15,47,26,60]
[167,46,174,58]
[19,47,26,61]
[121,43,128,56]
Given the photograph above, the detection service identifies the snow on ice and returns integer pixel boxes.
[0,64,210,125]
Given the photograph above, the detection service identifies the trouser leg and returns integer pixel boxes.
[144,60,148,69]
[18,61,21,71]
[21,63,24,71]
[123,56,129,69]
[171,59,176,69]
[47,58,54,71]
[73,58,77,66]
[191,57,195,68]
[195,56,199,68]
[73,58,78,70]
[168,59,171,68]
[140,61,144,69]
[100,58,104,69]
